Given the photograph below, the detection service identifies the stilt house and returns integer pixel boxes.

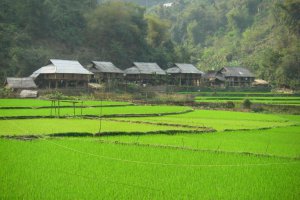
[5,77,37,91]
[86,61,124,84]
[165,63,204,86]
[218,67,255,87]
[203,71,226,87]
[30,59,93,88]
[124,62,166,85]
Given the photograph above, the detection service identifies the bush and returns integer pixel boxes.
[225,101,235,108]
[252,106,264,113]
[0,88,13,98]
[243,99,252,109]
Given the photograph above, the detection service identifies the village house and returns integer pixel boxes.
[30,59,93,88]
[5,77,37,91]
[166,63,204,86]
[124,62,166,85]
[203,71,226,87]
[86,61,124,84]
[204,67,255,87]
[4,77,38,98]
[219,67,255,87]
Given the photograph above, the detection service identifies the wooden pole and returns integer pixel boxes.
[73,102,76,116]
[81,101,83,117]
[58,100,60,118]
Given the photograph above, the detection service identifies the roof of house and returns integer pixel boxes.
[253,79,269,85]
[165,67,181,74]
[20,90,38,98]
[131,62,166,75]
[5,77,37,89]
[203,71,226,81]
[90,61,123,74]
[124,67,141,75]
[220,67,255,77]
[174,63,204,74]
[30,59,93,78]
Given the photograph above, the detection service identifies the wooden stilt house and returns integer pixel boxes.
[86,61,124,84]
[165,63,204,86]
[124,62,166,85]
[30,59,93,88]
[5,77,37,91]
[218,67,255,87]
[203,71,226,87]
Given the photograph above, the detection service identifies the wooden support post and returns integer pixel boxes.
[58,100,60,118]
[73,102,76,116]
[81,101,83,117]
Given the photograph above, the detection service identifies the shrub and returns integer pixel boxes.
[243,99,252,109]
[225,101,235,108]
[0,88,13,98]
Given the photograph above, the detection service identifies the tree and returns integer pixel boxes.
[85,2,150,67]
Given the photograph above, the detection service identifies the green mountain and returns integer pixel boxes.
[149,0,300,87]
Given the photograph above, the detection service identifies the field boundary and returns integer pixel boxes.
[105,118,211,130]
[96,139,300,160]
[0,127,215,139]
[0,108,194,120]
[0,104,135,109]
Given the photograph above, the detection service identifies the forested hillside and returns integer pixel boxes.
[150,0,300,88]
[0,0,299,88]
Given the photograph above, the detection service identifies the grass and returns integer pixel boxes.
[180,92,299,97]
[116,110,296,131]
[1,97,300,199]
[0,105,192,117]
[0,99,131,107]
[194,96,300,106]
[0,138,299,199]
[104,126,300,158]
[0,119,192,136]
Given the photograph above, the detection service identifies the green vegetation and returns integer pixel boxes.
[194,93,300,106]
[117,110,296,131]
[1,0,299,88]
[105,126,300,158]
[0,105,191,117]
[0,99,131,108]
[0,138,299,199]
[0,119,192,136]
[151,0,300,88]
[1,98,300,199]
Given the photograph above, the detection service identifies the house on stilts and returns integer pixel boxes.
[86,61,124,84]
[124,62,166,85]
[30,59,93,88]
[165,63,204,86]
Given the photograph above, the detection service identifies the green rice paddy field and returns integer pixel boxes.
[0,98,300,199]
[0,99,131,107]
[193,92,300,106]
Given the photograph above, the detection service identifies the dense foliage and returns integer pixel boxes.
[0,0,174,82]
[150,0,300,88]
[0,0,299,88]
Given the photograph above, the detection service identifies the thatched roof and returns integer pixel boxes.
[165,67,181,74]
[126,62,166,75]
[203,71,226,82]
[124,67,140,75]
[220,67,255,78]
[31,59,93,78]
[253,79,269,85]
[174,63,204,74]
[20,90,38,98]
[89,61,123,74]
[5,77,37,89]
